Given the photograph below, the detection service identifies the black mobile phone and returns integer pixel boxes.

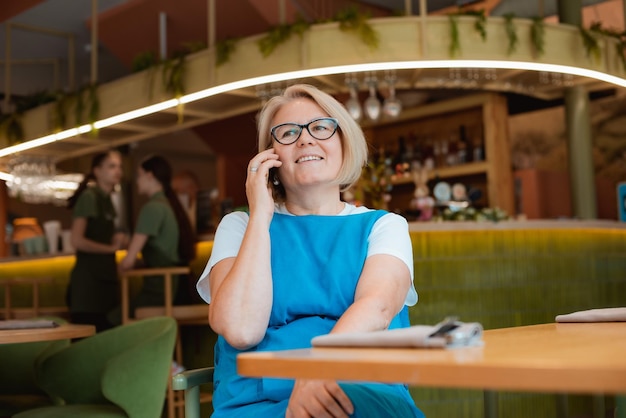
[268,167,277,186]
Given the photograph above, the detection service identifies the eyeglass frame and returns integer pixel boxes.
[270,117,339,145]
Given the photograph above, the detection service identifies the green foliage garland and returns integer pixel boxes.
[334,7,379,50]
[503,13,518,55]
[463,9,487,41]
[589,22,626,71]
[216,38,238,66]
[531,17,545,58]
[448,15,460,57]
[162,53,187,98]
[258,19,310,58]
[0,112,24,145]
[132,51,158,73]
[579,26,601,62]
[52,91,71,132]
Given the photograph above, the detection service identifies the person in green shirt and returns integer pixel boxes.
[110,155,196,324]
[67,150,127,332]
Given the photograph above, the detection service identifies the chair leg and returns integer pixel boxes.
[174,328,185,418]
[164,329,184,418]
[167,380,176,418]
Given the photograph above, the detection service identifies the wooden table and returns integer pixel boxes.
[238,323,626,417]
[0,323,95,344]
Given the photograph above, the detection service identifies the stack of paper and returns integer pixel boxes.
[0,319,59,330]
[311,318,483,349]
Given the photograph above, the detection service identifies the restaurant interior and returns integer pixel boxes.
[1,0,626,417]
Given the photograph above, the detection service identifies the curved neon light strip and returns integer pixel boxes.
[1,59,625,165]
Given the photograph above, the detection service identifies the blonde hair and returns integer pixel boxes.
[257,84,368,198]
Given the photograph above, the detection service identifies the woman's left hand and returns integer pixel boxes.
[286,379,354,418]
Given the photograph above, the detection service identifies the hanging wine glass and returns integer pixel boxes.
[344,76,362,121]
[383,73,402,119]
[364,75,381,121]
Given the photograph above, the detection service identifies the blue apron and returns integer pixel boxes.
[212,211,424,418]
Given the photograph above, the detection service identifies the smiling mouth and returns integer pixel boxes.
[296,156,323,163]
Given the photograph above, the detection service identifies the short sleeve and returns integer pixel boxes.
[368,213,418,306]
[134,201,165,237]
[72,189,98,219]
[196,211,249,303]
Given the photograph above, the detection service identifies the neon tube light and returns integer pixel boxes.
[1,59,625,162]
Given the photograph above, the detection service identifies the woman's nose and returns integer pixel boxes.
[296,129,315,146]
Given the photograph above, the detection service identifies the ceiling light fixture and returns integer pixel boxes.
[1,59,625,162]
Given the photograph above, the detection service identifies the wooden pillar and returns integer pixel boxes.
[1,181,8,257]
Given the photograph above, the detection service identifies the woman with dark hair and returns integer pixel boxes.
[109,154,196,324]
[67,150,127,332]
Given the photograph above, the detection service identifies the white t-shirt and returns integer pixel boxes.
[196,203,418,306]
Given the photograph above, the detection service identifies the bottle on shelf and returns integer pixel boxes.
[472,124,485,162]
[446,131,458,166]
[422,137,435,170]
[394,136,408,176]
[457,125,468,164]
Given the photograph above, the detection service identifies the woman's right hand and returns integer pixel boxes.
[286,379,354,418]
[245,148,282,223]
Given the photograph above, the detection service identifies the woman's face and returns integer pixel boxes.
[94,153,122,188]
[271,98,343,192]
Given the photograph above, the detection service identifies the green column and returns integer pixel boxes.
[558,0,597,219]
[557,0,582,26]
[563,86,596,218]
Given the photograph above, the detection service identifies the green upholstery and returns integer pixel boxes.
[0,317,69,416]
[14,316,177,418]
[171,367,214,418]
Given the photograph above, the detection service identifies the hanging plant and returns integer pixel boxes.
[463,9,487,41]
[87,83,100,129]
[161,52,187,123]
[14,91,56,111]
[216,38,238,67]
[52,91,72,132]
[531,17,545,58]
[70,83,100,135]
[75,86,85,126]
[579,26,601,62]
[0,112,24,145]
[132,51,158,73]
[503,13,518,55]
[219,8,378,67]
[162,52,186,98]
[448,14,460,57]
[258,19,310,57]
[589,22,626,71]
[0,91,55,146]
[334,7,379,50]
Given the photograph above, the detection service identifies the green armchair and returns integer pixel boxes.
[0,317,69,416]
[172,367,214,418]
[14,316,177,418]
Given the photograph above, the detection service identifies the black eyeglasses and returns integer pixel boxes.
[270,117,339,145]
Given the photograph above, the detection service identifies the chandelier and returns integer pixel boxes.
[7,157,83,205]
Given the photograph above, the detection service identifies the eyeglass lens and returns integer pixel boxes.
[271,118,338,144]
